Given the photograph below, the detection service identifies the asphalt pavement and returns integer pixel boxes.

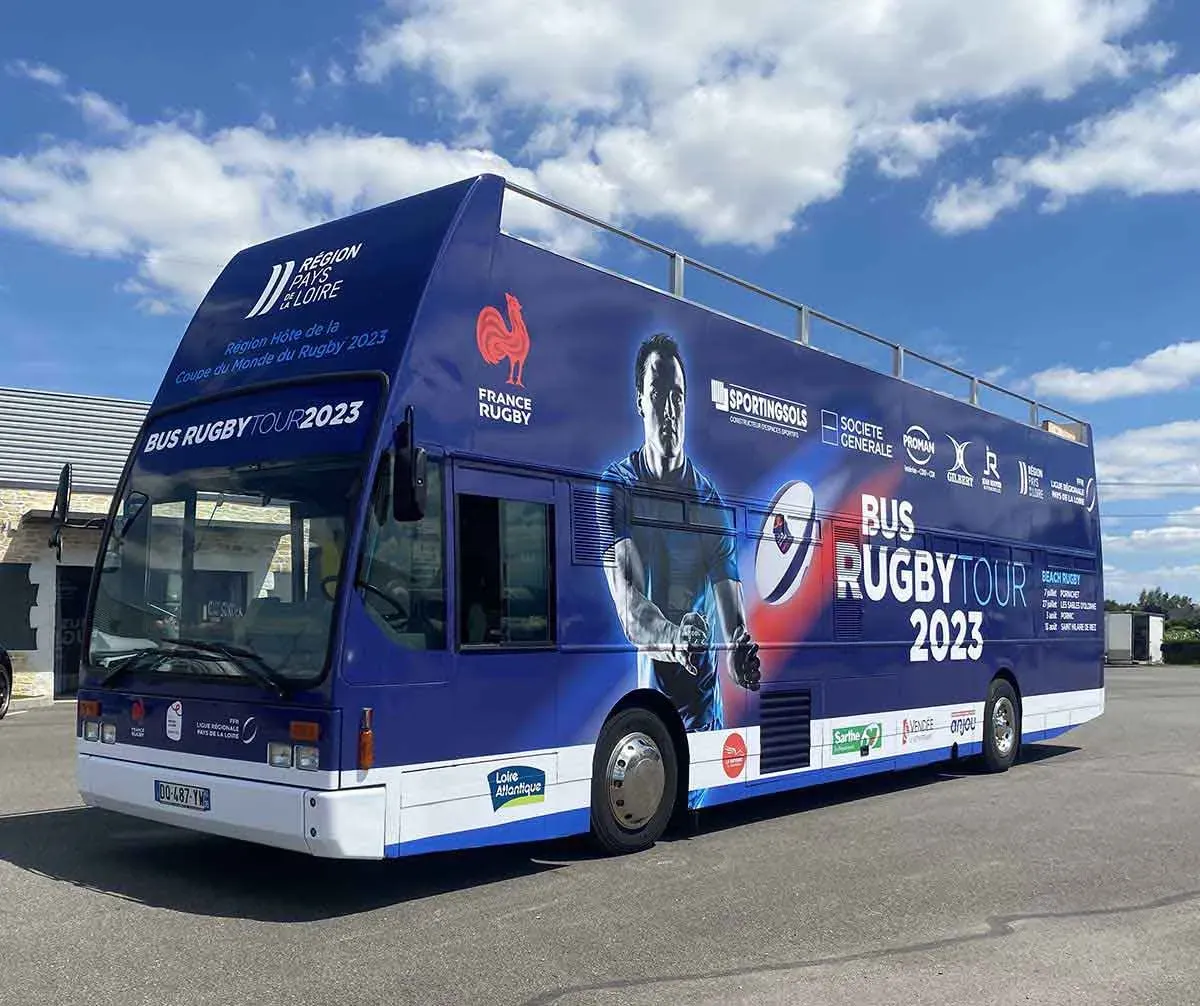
[1,667,1198,1005]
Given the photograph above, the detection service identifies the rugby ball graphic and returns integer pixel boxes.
[754,480,817,605]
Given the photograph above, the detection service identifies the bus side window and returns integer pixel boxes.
[457,494,556,648]
[358,458,447,650]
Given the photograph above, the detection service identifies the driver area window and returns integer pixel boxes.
[357,458,447,650]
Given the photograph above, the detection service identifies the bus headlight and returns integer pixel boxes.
[84,721,100,741]
[101,722,117,744]
[294,745,319,771]
[268,742,293,769]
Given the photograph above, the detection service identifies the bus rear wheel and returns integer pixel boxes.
[590,707,678,855]
[981,677,1021,773]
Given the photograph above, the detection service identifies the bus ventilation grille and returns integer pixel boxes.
[572,484,616,566]
[759,688,812,775]
[833,523,863,640]
[834,597,863,640]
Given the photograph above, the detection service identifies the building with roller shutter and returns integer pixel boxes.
[0,386,148,701]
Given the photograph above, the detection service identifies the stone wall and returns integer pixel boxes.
[0,487,113,698]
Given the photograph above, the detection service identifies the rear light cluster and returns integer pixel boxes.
[79,700,117,745]
[267,721,322,772]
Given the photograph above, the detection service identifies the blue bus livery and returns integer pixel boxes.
[55,174,1104,859]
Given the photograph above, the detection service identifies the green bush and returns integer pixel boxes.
[1162,641,1200,665]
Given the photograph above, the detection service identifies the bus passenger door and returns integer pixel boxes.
[450,462,561,759]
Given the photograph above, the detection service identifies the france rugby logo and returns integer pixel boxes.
[755,480,817,605]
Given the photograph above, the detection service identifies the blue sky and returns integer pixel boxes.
[3,0,1200,602]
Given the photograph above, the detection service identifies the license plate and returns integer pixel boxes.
[154,780,211,812]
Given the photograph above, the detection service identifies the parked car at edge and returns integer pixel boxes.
[0,647,12,719]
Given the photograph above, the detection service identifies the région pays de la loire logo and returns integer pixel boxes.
[476,292,533,427]
[244,243,363,319]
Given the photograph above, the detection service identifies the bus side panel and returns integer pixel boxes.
[365,203,1103,841]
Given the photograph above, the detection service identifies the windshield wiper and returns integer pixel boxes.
[96,640,289,697]
[96,649,173,688]
[170,638,289,697]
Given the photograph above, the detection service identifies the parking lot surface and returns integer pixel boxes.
[2,667,1198,1005]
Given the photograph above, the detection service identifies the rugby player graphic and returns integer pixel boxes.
[596,333,762,740]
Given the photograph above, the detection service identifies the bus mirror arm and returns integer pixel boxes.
[47,462,73,560]
[392,406,428,523]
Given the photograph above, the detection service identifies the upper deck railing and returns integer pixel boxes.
[500,180,1090,446]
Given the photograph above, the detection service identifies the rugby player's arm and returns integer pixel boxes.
[712,578,749,641]
[713,574,760,689]
[603,537,686,663]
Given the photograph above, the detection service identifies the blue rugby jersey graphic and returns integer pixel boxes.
[597,449,739,733]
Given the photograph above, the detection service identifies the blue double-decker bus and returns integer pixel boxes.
[55,174,1104,858]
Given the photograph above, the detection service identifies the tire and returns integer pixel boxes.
[0,660,11,721]
[590,706,679,855]
[981,677,1020,773]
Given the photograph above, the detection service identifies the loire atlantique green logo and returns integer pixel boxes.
[832,722,883,756]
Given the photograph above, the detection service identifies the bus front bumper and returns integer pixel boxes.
[78,753,387,859]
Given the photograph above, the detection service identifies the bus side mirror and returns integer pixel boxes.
[120,492,149,537]
[48,463,73,558]
[392,407,427,523]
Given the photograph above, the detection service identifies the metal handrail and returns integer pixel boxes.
[499,180,1090,441]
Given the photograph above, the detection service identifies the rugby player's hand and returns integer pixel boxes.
[729,625,761,691]
[675,611,709,676]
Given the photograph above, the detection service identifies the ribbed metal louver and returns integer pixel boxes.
[759,688,812,774]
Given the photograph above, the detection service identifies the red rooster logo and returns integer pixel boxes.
[476,292,530,387]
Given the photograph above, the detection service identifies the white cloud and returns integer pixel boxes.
[0,113,593,312]
[7,59,67,88]
[6,59,132,133]
[1106,504,1200,557]
[1103,562,1200,602]
[0,2,1185,310]
[71,91,132,133]
[1027,340,1200,403]
[1095,419,1200,502]
[929,71,1200,233]
[1104,525,1200,552]
[356,0,1168,246]
[858,118,981,180]
[1167,506,1200,525]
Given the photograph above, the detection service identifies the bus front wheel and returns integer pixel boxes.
[590,707,678,855]
[981,677,1021,773]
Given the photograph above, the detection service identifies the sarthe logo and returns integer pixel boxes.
[245,261,296,319]
[832,722,883,757]
[476,293,530,387]
[488,765,546,811]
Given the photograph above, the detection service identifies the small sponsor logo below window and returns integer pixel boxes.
[488,765,546,811]
[832,722,883,756]
[722,732,748,778]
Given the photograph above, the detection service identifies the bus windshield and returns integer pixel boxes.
[87,453,369,691]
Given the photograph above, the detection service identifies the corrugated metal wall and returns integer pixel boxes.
[0,386,148,492]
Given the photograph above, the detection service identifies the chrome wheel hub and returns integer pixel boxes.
[606,731,665,831]
[992,696,1015,757]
